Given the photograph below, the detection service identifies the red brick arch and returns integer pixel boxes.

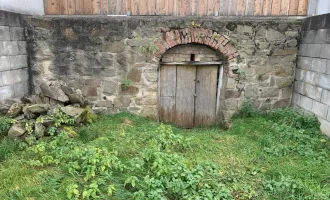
[155,28,238,60]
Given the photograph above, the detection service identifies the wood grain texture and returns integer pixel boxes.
[159,65,177,124]
[191,0,198,15]
[84,0,93,14]
[175,65,196,128]
[245,0,255,15]
[139,0,148,15]
[280,0,290,15]
[198,0,207,16]
[183,0,191,16]
[75,0,85,14]
[67,0,76,15]
[46,0,61,15]
[271,0,281,15]
[156,0,165,15]
[288,0,299,15]
[91,0,101,14]
[214,0,220,15]
[228,0,237,16]
[219,0,229,15]
[100,0,108,14]
[236,0,246,16]
[298,0,309,15]
[254,0,263,16]
[263,0,272,15]
[207,0,214,16]
[194,66,218,126]
[148,0,155,15]
[131,0,137,15]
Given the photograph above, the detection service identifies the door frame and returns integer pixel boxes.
[158,61,224,125]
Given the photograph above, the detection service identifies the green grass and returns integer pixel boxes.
[0,111,329,199]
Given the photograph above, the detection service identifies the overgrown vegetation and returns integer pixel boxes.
[0,106,329,199]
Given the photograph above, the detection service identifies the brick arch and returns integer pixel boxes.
[154,28,238,60]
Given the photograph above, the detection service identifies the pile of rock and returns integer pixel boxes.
[1,82,90,140]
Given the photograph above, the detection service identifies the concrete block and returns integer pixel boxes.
[301,30,316,44]
[320,119,330,137]
[0,56,10,71]
[326,60,330,75]
[9,55,27,69]
[294,81,305,95]
[295,69,305,81]
[0,85,14,101]
[312,58,327,73]
[9,27,25,41]
[320,44,330,59]
[292,92,301,106]
[14,81,29,97]
[307,44,322,57]
[1,68,28,85]
[0,41,18,56]
[297,56,312,70]
[305,71,316,85]
[328,107,330,121]
[16,41,26,55]
[312,100,328,119]
[0,26,10,41]
[298,44,309,56]
[321,90,330,106]
[305,83,322,101]
[314,29,328,44]
[299,95,313,111]
[315,74,330,90]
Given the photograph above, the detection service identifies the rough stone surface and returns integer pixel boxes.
[8,122,26,139]
[60,106,87,123]
[40,84,69,103]
[7,102,22,117]
[23,104,50,114]
[34,123,46,137]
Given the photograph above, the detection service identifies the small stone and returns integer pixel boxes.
[95,100,113,108]
[245,85,259,98]
[144,69,158,82]
[8,122,26,139]
[255,65,272,76]
[68,94,84,105]
[127,68,142,83]
[120,86,139,95]
[140,107,157,119]
[135,96,158,105]
[273,98,290,109]
[260,88,280,98]
[7,103,23,117]
[114,96,131,107]
[225,90,241,98]
[60,106,87,123]
[23,104,50,114]
[34,123,46,138]
[40,84,69,103]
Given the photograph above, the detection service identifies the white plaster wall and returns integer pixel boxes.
[0,0,44,15]
[309,0,330,16]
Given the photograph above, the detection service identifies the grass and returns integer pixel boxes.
[0,110,329,199]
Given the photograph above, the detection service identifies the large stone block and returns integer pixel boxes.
[9,55,27,69]
[299,95,313,112]
[311,58,327,73]
[294,81,305,95]
[260,88,279,98]
[1,68,28,85]
[305,71,316,85]
[101,41,125,53]
[314,29,328,44]
[312,100,328,119]
[315,74,330,90]
[9,27,25,41]
[304,83,322,101]
[292,92,301,106]
[320,44,330,59]
[320,119,330,137]
[266,29,285,42]
[295,69,305,81]
[300,30,316,44]
[0,26,10,41]
[0,56,10,71]
[103,81,117,95]
[297,57,312,70]
[321,89,330,106]
[14,81,29,97]
[0,85,14,101]
[245,85,259,98]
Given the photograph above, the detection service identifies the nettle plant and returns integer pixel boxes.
[137,36,159,53]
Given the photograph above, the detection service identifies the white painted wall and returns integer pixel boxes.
[0,0,44,15]
[309,0,330,16]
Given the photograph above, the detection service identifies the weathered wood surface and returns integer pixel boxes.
[175,65,196,128]
[194,66,218,126]
[45,0,309,16]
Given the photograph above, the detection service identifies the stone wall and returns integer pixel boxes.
[0,10,29,101]
[25,16,301,122]
[294,14,330,136]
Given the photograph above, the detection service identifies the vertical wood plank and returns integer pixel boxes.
[280,0,290,15]
[207,0,214,16]
[214,0,220,15]
[123,0,129,15]
[67,0,76,15]
[198,0,207,16]
[254,0,263,16]
[139,0,148,15]
[271,0,281,15]
[289,0,299,15]
[237,0,246,16]
[191,0,197,15]
[156,0,165,15]
[76,0,85,14]
[183,0,191,16]
[159,65,177,124]
[245,0,255,16]
[263,0,272,15]
[219,0,229,16]
[195,66,218,126]
[148,0,155,15]
[116,0,122,14]
[175,66,196,128]
[59,0,68,14]
[100,0,108,14]
[130,0,137,15]
[84,0,93,14]
[92,0,101,15]
[228,0,237,15]
[297,0,309,15]
[109,0,115,14]
[46,0,61,14]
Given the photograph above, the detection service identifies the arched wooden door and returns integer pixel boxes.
[159,64,220,128]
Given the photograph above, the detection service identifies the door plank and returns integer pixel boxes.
[92,0,101,15]
[219,0,229,16]
[100,0,108,14]
[195,66,218,126]
[236,0,246,16]
[207,0,214,16]
[140,0,148,15]
[271,0,281,15]
[297,0,308,16]
[76,0,85,14]
[228,0,237,16]
[280,0,290,15]
[214,0,220,15]
[289,0,299,15]
[254,0,263,16]
[245,0,255,16]
[84,0,93,14]
[160,65,177,124]
[198,0,207,16]
[263,0,272,15]
[175,65,196,128]
[67,0,76,15]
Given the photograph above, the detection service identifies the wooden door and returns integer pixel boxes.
[159,65,219,128]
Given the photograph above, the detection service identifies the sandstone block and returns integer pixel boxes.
[311,58,327,73]
[312,100,328,119]
[40,84,69,102]
[300,96,313,112]
[23,104,50,114]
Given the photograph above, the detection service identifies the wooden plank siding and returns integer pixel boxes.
[44,0,309,16]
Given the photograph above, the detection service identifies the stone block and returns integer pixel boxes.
[127,68,142,83]
[299,96,313,112]
[237,25,253,34]
[312,100,328,119]
[266,29,285,42]
[0,26,10,41]
[300,30,316,44]
[305,83,322,101]
[328,107,330,121]
[0,56,11,71]
[95,100,113,108]
[225,90,241,98]
[226,78,236,89]
[273,98,290,109]
[101,41,125,53]
[276,77,293,88]
[297,57,312,70]
[0,85,14,101]
[295,69,305,81]
[294,81,305,95]
[314,29,328,44]
[14,81,29,97]
[321,90,330,106]
[16,41,26,55]
[320,119,330,137]
[82,86,98,97]
[281,87,292,98]
[245,85,258,98]
[144,69,158,82]
[135,96,157,105]
[320,44,330,59]
[1,68,28,85]
[305,71,316,85]
[114,96,131,107]
[9,55,27,69]
[292,92,301,106]
[9,27,25,41]
[327,60,330,75]
[311,58,327,73]
[315,74,330,90]
[260,88,279,98]
[84,79,101,87]
[140,106,157,120]
[103,81,117,95]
